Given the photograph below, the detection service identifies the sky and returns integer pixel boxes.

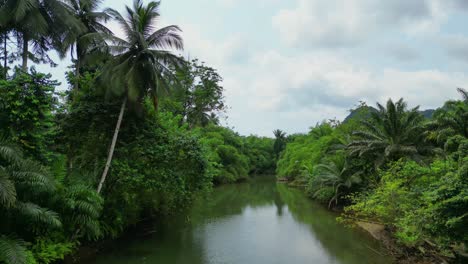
[36,0,468,137]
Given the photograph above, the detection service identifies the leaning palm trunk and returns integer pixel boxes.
[74,44,83,90]
[97,97,127,193]
[3,33,7,79]
[21,34,28,71]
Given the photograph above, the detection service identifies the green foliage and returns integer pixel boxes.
[0,132,102,264]
[3,0,465,260]
[242,136,275,174]
[97,111,211,236]
[427,88,468,144]
[0,138,61,264]
[163,59,225,128]
[346,154,467,250]
[277,95,467,257]
[308,152,362,208]
[30,238,74,264]
[56,183,103,240]
[0,69,59,162]
[276,122,339,181]
[196,125,250,184]
[0,236,28,264]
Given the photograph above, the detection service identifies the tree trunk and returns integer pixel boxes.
[3,33,7,79]
[21,34,28,71]
[74,44,81,90]
[97,97,127,194]
[153,95,159,111]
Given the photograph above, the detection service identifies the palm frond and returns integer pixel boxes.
[147,25,183,50]
[0,236,27,264]
[0,168,16,207]
[15,202,62,228]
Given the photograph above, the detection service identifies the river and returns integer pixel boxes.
[87,176,392,264]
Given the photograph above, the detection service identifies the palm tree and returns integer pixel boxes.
[311,155,361,208]
[458,87,468,102]
[273,129,286,159]
[96,0,184,193]
[348,98,426,167]
[0,0,82,71]
[427,88,468,144]
[59,0,113,89]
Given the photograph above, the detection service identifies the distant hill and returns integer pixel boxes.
[343,106,376,123]
[419,109,435,119]
[343,106,436,122]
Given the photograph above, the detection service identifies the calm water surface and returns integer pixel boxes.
[88,177,392,264]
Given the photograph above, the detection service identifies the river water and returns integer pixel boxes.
[87,177,392,264]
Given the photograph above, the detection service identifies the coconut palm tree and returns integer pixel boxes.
[311,155,361,208]
[0,0,82,71]
[348,98,427,168]
[96,0,184,193]
[58,0,113,89]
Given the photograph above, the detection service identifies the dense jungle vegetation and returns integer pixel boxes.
[276,94,468,259]
[0,0,275,263]
[0,0,466,263]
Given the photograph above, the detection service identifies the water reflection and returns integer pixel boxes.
[88,177,392,264]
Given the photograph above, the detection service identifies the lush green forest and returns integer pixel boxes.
[276,95,468,258]
[0,0,467,263]
[0,0,275,263]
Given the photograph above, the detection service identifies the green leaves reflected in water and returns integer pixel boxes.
[88,177,392,264]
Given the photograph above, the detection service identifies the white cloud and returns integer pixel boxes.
[220,50,467,135]
[174,21,467,135]
[440,34,468,63]
[272,0,452,48]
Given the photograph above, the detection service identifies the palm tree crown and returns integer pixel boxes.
[312,155,361,208]
[0,0,83,70]
[427,88,468,144]
[102,0,183,107]
[60,0,113,64]
[348,98,426,167]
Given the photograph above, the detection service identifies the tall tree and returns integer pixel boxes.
[59,0,113,89]
[167,59,225,127]
[273,129,287,159]
[97,0,184,193]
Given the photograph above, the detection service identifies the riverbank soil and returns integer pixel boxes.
[356,222,457,264]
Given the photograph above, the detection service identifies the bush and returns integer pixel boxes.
[31,238,75,264]
[345,156,467,250]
